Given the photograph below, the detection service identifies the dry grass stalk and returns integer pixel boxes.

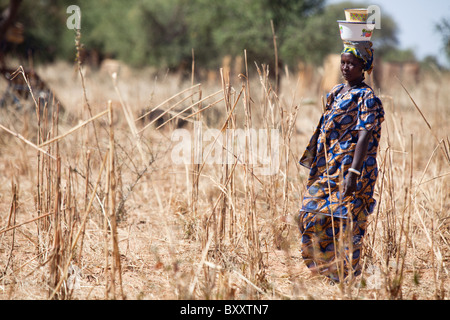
[103,100,124,299]
[38,109,109,148]
[76,29,103,161]
[0,123,57,160]
[112,74,148,166]
[136,83,201,123]
[155,89,223,130]
[242,50,264,287]
[397,77,450,164]
[9,66,39,114]
[141,91,196,128]
[49,151,108,300]
[0,212,52,236]
[1,183,18,279]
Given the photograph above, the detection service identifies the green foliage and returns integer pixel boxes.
[436,17,450,63]
[2,0,404,71]
[382,48,416,64]
[9,0,73,62]
[280,5,341,66]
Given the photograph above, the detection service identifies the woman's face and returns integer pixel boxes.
[340,53,364,84]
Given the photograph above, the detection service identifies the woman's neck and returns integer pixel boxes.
[347,76,365,88]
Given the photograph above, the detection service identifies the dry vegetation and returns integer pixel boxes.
[0,54,448,300]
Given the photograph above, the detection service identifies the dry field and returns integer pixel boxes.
[0,57,448,300]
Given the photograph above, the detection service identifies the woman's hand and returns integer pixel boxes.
[342,172,358,197]
[342,129,371,198]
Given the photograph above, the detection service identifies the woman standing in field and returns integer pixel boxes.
[297,40,384,282]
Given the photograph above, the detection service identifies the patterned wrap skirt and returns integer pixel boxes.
[298,208,368,282]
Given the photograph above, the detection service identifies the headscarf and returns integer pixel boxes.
[341,41,374,74]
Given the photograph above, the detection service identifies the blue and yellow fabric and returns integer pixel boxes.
[298,82,384,281]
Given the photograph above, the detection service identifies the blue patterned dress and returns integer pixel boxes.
[298,82,384,281]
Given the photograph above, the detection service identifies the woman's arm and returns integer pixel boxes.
[343,129,371,197]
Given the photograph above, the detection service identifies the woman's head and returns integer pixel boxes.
[340,52,365,84]
[341,41,374,74]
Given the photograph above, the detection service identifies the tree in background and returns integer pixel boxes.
[436,17,450,63]
[1,0,72,63]
[1,0,326,70]
[1,0,406,73]
[178,0,325,71]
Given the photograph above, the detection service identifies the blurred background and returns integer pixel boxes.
[1,0,449,76]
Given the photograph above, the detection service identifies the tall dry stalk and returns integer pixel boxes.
[242,50,264,287]
[1,183,18,279]
[103,100,124,299]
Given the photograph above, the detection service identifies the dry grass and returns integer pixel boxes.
[0,57,448,300]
